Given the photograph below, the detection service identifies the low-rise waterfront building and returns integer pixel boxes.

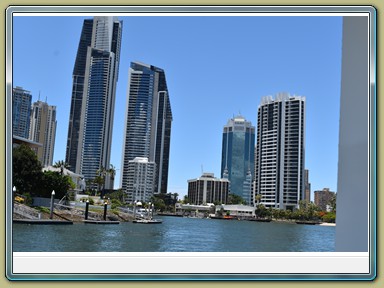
[175,203,215,216]
[42,166,85,193]
[215,204,255,218]
[187,173,229,205]
[12,135,42,155]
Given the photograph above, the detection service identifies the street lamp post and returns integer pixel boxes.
[85,200,89,220]
[12,186,16,215]
[50,190,55,219]
[103,201,108,221]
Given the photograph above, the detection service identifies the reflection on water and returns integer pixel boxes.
[13,217,335,252]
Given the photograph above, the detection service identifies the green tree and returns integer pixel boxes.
[105,189,125,202]
[111,199,123,210]
[12,144,43,196]
[328,194,337,213]
[53,160,71,169]
[107,164,116,183]
[227,193,246,205]
[322,212,336,223]
[39,171,74,199]
[182,195,190,204]
[255,204,268,218]
[94,166,107,194]
[153,198,166,212]
[295,200,320,221]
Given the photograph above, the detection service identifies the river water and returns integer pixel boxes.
[12,216,335,252]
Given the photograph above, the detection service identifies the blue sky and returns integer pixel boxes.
[12,14,342,200]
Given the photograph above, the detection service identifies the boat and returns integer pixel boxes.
[132,219,162,224]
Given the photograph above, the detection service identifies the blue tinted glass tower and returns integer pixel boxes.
[121,62,172,199]
[66,16,122,184]
[12,86,32,139]
[221,115,255,204]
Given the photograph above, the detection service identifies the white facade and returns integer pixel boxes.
[42,166,85,192]
[125,157,156,203]
[215,204,255,217]
[254,93,305,210]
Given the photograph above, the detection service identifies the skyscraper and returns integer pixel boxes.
[121,62,172,200]
[221,115,255,204]
[66,17,122,184]
[12,86,32,139]
[254,93,305,210]
[314,188,335,211]
[29,100,57,167]
[304,169,311,202]
[125,157,156,203]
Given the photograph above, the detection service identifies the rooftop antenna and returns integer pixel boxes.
[201,164,203,175]
[45,94,47,103]
[38,91,41,101]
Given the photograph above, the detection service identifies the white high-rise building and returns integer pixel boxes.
[29,100,57,167]
[254,93,305,210]
[125,157,156,203]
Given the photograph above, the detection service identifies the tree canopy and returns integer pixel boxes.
[227,193,246,205]
[13,144,74,200]
[12,144,42,195]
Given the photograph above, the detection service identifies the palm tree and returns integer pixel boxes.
[107,164,116,182]
[53,160,71,175]
[94,166,107,193]
[255,194,262,205]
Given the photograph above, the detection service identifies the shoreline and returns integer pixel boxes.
[319,222,336,226]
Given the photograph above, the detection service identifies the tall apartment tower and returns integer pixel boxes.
[29,100,57,167]
[125,157,156,203]
[66,17,122,183]
[314,188,335,211]
[304,169,311,202]
[121,62,173,199]
[221,115,255,204]
[12,86,32,139]
[254,93,305,210]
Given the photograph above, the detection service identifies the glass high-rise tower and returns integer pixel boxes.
[221,115,255,204]
[254,93,305,210]
[12,86,32,139]
[65,17,122,184]
[121,62,172,199]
